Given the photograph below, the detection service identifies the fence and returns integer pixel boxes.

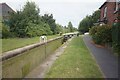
[2,36,63,78]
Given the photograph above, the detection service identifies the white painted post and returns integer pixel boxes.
[40,35,47,58]
[40,36,47,43]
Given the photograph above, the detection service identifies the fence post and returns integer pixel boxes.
[45,42,47,59]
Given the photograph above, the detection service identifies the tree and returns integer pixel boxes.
[56,24,63,34]
[42,14,57,34]
[78,16,92,33]
[78,10,100,34]
[91,10,100,24]
[63,26,69,33]
[68,21,74,32]
[4,1,64,38]
[8,1,49,37]
[22,2,40,23]
[9,11,27,37]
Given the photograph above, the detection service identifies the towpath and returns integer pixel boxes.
[83,34,118,78]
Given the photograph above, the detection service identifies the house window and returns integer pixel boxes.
[104,7,107,18]
[8,11,10,13]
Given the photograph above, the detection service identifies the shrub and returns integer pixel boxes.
[112,22,120,55]
[26,22,53,37]
[43,24,53,35]
[2,23,11,38]
[90,24,120,56]
[89,26,97,36]
[89,25,112,44]
[26,23,43,37]
[112,43,120,56]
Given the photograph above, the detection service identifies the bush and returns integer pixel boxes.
[0,23,18,38]
[26,22,53,37]
[27,23,43,37]
[89,25,112,44]
[112,43,120,55]
[89,26,97,36]
[89,24,120,56]
[43,23,53,35]
[2,24,11,38]
[112,22,120,55]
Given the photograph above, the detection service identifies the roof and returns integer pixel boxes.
[0,3,15,12]
[99,2,107,9]
[99,0,118,9]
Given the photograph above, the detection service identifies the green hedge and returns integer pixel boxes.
[89,25,112,44]
[1,23,17,38]
[89,24,120,55]
[112,22,120,55]
[26,22,53,37]
[2,23,15,38]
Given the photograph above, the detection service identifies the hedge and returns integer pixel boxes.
[89,24,120,55]
[89,25,112,44]
[112,22,120,55]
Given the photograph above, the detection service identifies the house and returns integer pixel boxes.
[0,3,15,22]
[99,0,120,25]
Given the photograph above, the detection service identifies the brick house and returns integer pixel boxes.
[0,3,15,22]
[99,0,120,25]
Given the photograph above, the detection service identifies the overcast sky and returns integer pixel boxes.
[1,0,106,28]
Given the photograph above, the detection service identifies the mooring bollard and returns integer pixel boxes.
[40,36,47,43]
[40,35,47,58]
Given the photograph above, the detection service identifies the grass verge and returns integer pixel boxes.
[45,36,103,78]
[2,34,59,53]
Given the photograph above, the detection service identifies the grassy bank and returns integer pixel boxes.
[45,36,103,78]
[2,36,63,78]
[2,34,59,53]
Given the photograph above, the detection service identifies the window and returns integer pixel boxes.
[8,11,10,13]
[104,7,107,18]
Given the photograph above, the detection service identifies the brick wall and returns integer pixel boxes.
[100,2,119,25]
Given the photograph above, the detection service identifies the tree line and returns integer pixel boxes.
[78,10,100,34]
[2,1,77,38]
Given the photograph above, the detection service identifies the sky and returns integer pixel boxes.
[1,0,106,28]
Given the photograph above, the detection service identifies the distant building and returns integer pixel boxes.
[99,0,120,25]
[0,3,15,22]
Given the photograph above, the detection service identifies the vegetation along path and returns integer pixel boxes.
[45,36,103,78]
[83,34,118,78]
